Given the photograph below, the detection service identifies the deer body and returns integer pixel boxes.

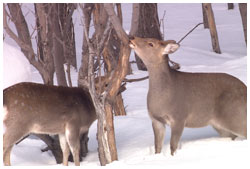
[3,82,96,166]
[129,36,247,155]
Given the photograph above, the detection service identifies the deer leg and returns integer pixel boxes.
[65,126,80,166]
[3,146,13,166]
[213,126,237,140]
[59,134,70,166]
[3,127,28,166]
[152,119,166,154]
[170,121,184,156]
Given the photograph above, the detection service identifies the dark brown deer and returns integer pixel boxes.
[129,36,247,155]
[3,82,96,166]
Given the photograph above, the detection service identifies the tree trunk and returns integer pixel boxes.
[78,4,94,86]
[6,3,54,84]
[5,4,89,164]
[133,3,162,71]
[239,3,247,45]
[80,3,131,165]
[203,3,221,54]
[59,3,77,69]
[101,4,127,116]
[114,94,126,116]
[50,4,68,86]
[34,4,55,85]
[202,4,209,29]
[228,3,234,10]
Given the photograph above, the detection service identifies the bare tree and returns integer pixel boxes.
[228,3,234,10]
[239,3,247,45]
[4,3,55,84]
[4,3,88,164]
[203,3,221,54]
[79,3,131,165]
[78,4,126,116]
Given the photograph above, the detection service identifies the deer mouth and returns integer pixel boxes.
[129,40,136,49]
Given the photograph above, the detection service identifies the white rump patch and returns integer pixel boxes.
[65,127,70,141]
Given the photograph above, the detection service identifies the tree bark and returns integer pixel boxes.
[202,4,209,29]
[133,3,162,70]
[203,3,221,54]
[78,4,94,86]
[5,3,54,84]
[50,4,68,86]
[100,4,127,116]
[228,3,234,10]
[34,4,55,82]
[80,3,131,165]
[83,23,113,165]
[239,3,247,45]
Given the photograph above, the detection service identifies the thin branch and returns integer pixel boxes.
[3,4,37,63]
[124,76,149,83]
[177,22,204,44]
[104,4,129,44]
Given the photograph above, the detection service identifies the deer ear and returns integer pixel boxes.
[163,43,179,54]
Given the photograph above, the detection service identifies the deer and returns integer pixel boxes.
[129,36,247,156]
[3,82,97,166]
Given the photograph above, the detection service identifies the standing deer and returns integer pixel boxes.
[3,82,96,166]
[129,36,247,155]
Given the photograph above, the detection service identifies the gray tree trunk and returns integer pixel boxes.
[34,4,55,84]
[239,3,247,45]
[133,3,162,71]
[228,3,234,10]
[50,4,68,87]
[78,4,94,86]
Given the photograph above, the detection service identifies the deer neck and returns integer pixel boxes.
[147,57,173,92]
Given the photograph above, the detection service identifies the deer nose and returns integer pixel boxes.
[128,35,135,40]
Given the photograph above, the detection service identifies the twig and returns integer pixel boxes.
[124,76,149,83]
[160,10,166,39]
[177,22,204,44]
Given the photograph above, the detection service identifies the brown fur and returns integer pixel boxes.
[3,82,96,166]
[129,36,247,155]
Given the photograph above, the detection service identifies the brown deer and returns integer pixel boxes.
[3,82,96,166]
[129,36,247,155]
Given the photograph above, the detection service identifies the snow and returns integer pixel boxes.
[3,43,32,89]
[2,3,249,168]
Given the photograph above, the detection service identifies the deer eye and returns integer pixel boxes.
[148,42,154,47]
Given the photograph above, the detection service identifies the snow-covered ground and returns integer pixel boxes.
[2,3,249,168]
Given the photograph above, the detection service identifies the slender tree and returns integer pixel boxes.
[202,4,209,29]
[239,3,247,45]
[203,3,221,54]
[228,3,234,10]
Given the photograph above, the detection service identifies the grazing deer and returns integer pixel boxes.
[129,36,247,155]
[3,82,96,166]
